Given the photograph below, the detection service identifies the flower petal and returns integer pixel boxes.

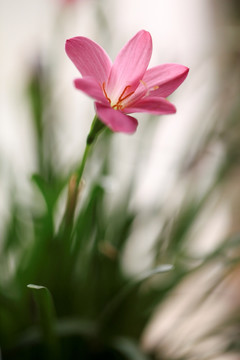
[142,64,189,97]
[74,77,108,104]
[95,102,138,134]
[125,97,176,115]
[65,37,112,83]
[106,30,152,104]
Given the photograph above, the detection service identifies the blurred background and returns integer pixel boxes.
[0,0,240,359]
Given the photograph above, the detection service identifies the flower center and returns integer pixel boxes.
[102,82,134,110]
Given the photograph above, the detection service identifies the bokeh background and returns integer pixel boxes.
[1,0,240,359]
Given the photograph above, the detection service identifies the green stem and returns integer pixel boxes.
[76,115,106,186]
[76,142,91,186]
[63,116,106,230]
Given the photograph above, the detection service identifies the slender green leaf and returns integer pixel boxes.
[27,284,60,359]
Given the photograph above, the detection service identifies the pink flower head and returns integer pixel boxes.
[62,0,78,5]
[65,30,189,134]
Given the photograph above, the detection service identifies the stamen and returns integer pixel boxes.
[102,82,111,104]
[103,84,135,110]
[140,80,159,92]
[118,85,134,103]
[140,80,147,88]
[140,79,150,96]
[112,104,123,110]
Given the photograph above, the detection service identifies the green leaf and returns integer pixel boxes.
[27,284,60,359]
[138,265,174,282]
[99,265,173,327]
[112,336,150,360]
[17,318,97,348]
[31,174,66,215]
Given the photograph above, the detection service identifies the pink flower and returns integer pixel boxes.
[65,30,189,134]
[62,0,78,5]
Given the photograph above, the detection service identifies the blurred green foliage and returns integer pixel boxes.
[0,56,240,360]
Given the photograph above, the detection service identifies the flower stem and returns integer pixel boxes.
[76,115,106,185]
[63,116,106,230]
[75,142,91,186]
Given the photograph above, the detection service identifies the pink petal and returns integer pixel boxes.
[65,37,112,83]
[95,102,138,134]
[74,77,108,104]
[125,97,176,115]
[106,30,152,104]
[142,64,189,97]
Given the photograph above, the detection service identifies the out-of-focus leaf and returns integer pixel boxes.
[112,337,150,360]
[17,318,97,348]
[99,265,173,328]
[31,174,66,216]
[27,284,60,359]
[138,265,174,282]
